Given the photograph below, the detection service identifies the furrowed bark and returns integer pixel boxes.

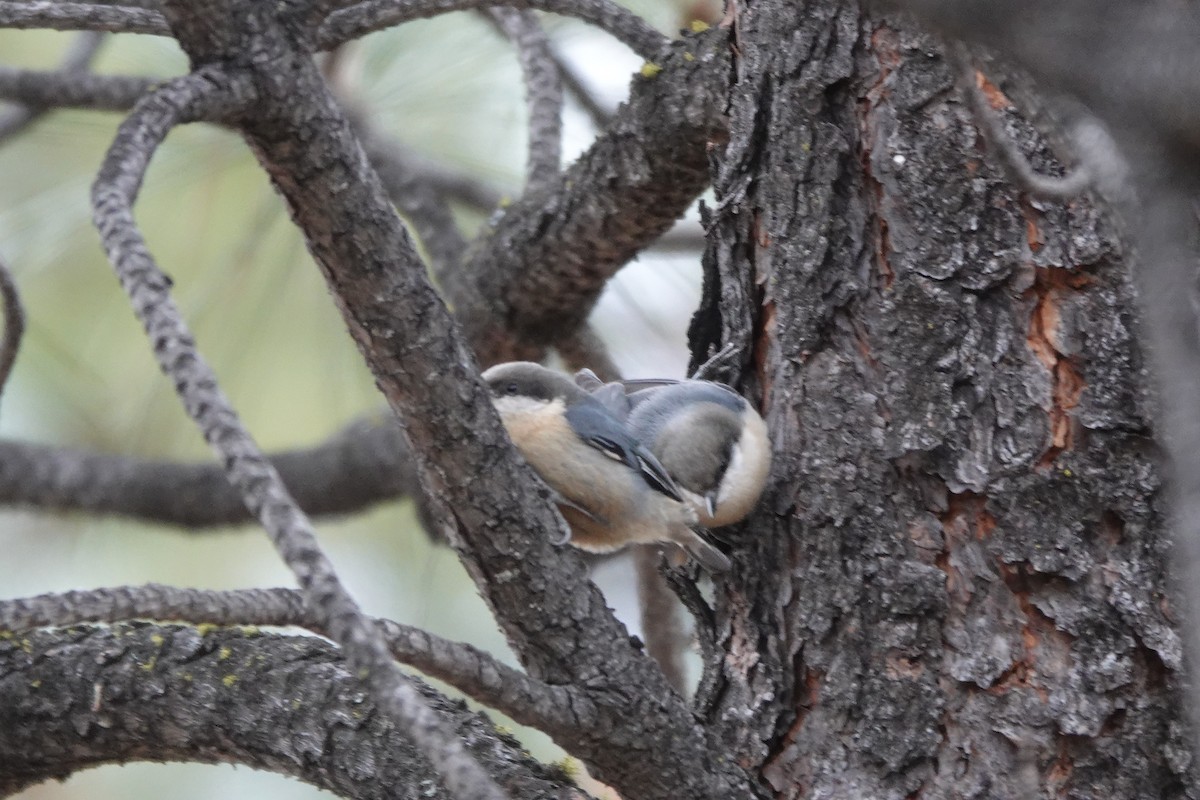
[700,1,1192,796]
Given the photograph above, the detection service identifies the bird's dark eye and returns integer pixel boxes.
[505,382,520,395]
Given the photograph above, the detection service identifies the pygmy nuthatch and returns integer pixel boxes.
[577,371,771,529]
[482,361,731,572]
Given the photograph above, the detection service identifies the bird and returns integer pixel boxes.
[575,370,771,529]
[482,361,731,572]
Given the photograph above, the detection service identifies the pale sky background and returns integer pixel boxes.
[1,2,717,798]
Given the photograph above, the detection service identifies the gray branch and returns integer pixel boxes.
[0,584,584,733]
[0,31,105,140]
[550,45,613,128]
[0,415,420,527]
[0,1,168,35]
[443,27,729,365]
[0,255,24,407]
[319,0,669,58]
[0,623,578,798]
[0,63,155,112]
[947,43,1091,199]
[487,8,563,194]
[151,1,752,793]
[90,64,507,800]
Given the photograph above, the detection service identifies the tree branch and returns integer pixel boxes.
[0,63,155,112]
[0,624,579,799]
[0,31,105,141]
[550,45,613,128]
[318,0,668,58]
[633,547,690,694]
[91,62,507,800]
[443,27,730,364]
[351,110,470,276]
[0,584,585,733]
[487,7,562,194]
[0,1,168,35]
[0,415,422,526]
[0,255,24,407]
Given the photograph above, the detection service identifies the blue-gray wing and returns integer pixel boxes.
[564,401,684,503]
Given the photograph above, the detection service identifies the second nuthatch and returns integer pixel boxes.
[577,372,771,529]
[482,361,731,572]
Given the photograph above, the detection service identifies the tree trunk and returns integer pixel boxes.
[703,1,1193,797]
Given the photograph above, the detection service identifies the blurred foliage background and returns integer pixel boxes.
[0,1,717,798]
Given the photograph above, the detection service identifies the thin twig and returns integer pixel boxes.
[550,45,613,128]
[319,0,669,58]
[487,7,563,194]
[0,584,584,732]
[948,43,1091,199]
[90,68,508,800]
[634,547,690,694]
[0,256,25,407]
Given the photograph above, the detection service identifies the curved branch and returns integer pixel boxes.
[0,624,578,799]
[91,65,506,800]
[0,585,585,733]
[0,1,168,35]
[0,256,24,406]
[0,415,419,527]
[487,8,563,193]
[947,44,1091,199]
[875,0,1200,160]
[444,28,730,364]
[318,0,668,58]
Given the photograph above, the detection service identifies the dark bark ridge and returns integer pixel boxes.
[0,623,579,799]
[705,1,1191,797]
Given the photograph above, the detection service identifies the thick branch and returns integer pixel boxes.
[444,27,730,364]
[319,0,668,58]
[354,114,469,275]
[0,624,578,799]
[0,585,584,732]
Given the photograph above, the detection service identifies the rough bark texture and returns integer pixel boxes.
[698,1,1194,797]
[0,624,578,799]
